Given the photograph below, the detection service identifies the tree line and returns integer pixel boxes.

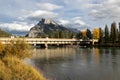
[76,22,120,44]
[39,21,120,45]
[40,30,74,39]
[100,22,120,44]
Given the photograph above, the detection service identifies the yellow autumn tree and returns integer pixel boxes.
[93,28,100,39]
[81,30,87,38]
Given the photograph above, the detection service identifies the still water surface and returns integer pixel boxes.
[32,47,120,80]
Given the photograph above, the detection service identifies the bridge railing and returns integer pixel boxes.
[0,37,98,45]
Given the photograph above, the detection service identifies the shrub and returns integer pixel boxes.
[0,42,5,59]
[1,40,31,59]
[0,40,46,80]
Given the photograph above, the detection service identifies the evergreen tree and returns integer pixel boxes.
[118,23,120,42]
[61,31,65,38]
[68,31,74,38]
[104,25,109,43]
[65,31,69,38]
[58,30,62,38]
[110,22,117,43]
[118,32,120,42]
[99,28,104,43]
[76,31,82,39]
[119,22,120,32]
[86,29,92,39]
[116,28,119,41]
[49,32,55,38]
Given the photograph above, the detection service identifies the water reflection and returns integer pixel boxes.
[32,47,120,80]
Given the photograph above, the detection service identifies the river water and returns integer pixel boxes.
[31,47,120,80]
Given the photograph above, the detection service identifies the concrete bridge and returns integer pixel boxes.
[0,37,98,48]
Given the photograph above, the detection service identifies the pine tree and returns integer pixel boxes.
[86,29,92,39]
[119,32,120,42]
[99,28,104,43]
[116,28,119,41]
[110,22,117,43]
[76,31,82,39]
[118,23,120,42]
[104,25,109,43]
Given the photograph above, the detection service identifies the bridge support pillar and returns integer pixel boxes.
[57,44,59,47]
[71,43,73,46]
[33,44,36,48]
[92,40,95,45]
[45,43,48,48]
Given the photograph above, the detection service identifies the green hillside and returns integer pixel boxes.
[0,29,11,37]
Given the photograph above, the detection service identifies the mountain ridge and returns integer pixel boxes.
[26,18,75,38]
[0,28,11,37]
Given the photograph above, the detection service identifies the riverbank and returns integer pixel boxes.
[94,43,120,47]
[0,41,46,80]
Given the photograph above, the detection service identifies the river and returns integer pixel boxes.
[31,47,120,80]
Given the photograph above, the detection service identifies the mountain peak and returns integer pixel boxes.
[38,18,58,25]
[26,18,75,38]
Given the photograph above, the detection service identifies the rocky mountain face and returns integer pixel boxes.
[26,18,75,38]
[0,29,11,37]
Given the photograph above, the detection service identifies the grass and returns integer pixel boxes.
[0,57,45,80]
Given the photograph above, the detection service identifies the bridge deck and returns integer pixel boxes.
[0,38,98,45]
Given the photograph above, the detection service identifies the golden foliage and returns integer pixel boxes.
[93,28,100,39]
[81,30,87,37]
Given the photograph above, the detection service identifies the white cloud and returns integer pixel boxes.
[36,3,63,11]
[85,3,103,8]
[57,17,87,27]
[57,17,90,30]
[72,17,86,26]
[0,22,33,32]
[19,10,59,21]
[71,17,92,30]
[58,19,70,25]
[72,17,82,20]
[89,0,120,21]
[63,0,92,10]
[74,20,86,26]
[89,9,107,20]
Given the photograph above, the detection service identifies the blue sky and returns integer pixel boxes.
[0,0,120,35]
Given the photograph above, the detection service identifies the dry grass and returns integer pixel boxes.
[0,57,45,80]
